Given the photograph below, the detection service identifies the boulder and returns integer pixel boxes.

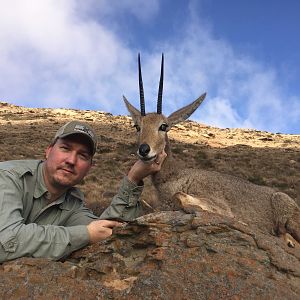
[1,211,299,299]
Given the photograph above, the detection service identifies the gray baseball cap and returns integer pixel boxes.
[53,121,97,155]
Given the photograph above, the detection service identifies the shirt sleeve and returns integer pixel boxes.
[63,203,99,226]
[99,176,144,221]
[0,171,90,262]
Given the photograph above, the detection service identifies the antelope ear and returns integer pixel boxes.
[167,93,206,127]
[123,95,141,125]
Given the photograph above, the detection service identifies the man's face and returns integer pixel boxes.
[44,135,93,190]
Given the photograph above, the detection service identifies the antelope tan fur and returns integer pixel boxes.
[123,54,300,247]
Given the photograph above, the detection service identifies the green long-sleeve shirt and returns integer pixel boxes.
[0,160,143,262]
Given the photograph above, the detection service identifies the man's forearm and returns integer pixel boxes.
[0,223,90,262]
[99,176,144,221]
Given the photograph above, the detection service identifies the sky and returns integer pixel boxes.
[0,0,299,134]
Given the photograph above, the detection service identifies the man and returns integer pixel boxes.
[0,121,166,262]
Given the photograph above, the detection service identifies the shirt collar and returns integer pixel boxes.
[33,161,49,199]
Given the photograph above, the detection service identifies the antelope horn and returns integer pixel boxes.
[138,53,146,116]
[157,53,164,114]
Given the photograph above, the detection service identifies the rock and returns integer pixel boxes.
[1,211,299,299]
[258,137,273,141]
[202,133,215,138]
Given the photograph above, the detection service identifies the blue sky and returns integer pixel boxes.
[0,0,299,134]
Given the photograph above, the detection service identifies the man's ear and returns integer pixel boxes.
[45,145,52,159]
[91,158,96,167]
[87,162,92,172]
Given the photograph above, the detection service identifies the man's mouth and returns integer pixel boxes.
[59,167,75,175]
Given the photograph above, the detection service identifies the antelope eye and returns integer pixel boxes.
[134,124,141,132]
[159,123,168,131]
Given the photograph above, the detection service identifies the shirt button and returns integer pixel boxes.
[8,242,15,248]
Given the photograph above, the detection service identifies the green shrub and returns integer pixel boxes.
[248,175,266,186]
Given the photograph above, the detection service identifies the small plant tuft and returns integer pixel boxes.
[195,150,208,161]
[248,175,266,186]
[194,151,213,168]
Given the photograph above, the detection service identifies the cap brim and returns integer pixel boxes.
[57,132,96,155]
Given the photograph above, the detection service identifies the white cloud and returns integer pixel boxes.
[199,97,244,129]
[0,0,299,133]
[0,0,135,109]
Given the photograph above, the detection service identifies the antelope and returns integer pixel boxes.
[123,54,300,246]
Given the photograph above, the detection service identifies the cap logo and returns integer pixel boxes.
[74,124,95,138]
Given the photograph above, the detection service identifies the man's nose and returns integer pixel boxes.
[65,151,77,165]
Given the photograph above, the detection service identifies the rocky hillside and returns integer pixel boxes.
[0,101,299,299]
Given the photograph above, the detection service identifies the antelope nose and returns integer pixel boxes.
[139,143,150,157]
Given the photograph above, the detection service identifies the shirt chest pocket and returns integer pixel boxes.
[32,207,70,226]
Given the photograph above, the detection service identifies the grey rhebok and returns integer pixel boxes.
[123,54,300,247]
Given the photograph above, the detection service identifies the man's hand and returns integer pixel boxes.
[127,150,167,184]
[87,220,122,244]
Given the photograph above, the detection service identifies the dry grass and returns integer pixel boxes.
[1,101,299,212]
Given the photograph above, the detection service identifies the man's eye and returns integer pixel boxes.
[159,123,168,131]
[134,124,141,132]
[60,145,70,151]
[79,153,90,161]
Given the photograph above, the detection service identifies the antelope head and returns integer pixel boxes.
[123,54,206,163]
